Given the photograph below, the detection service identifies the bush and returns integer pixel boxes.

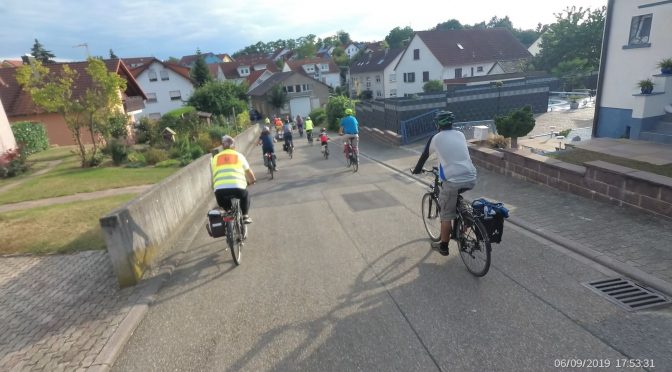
[196,132,217,154]
[326,96,355,131]
[208,126,228,143]
[164,106,196,119]
[127,151,146,165]
[107,138,129,165]
[11,121,49,155]
[494,105,535,148]
[155,159,181,168]
[143,148,169,165]
[308,108,327,126]
[487,134,509,149]
[134,117,160,145]
[190,145,204,160]
[106,113,129,139]
[0,148,29,178]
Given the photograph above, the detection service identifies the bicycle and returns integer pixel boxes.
[321,141,329,159]
[264,152,275,179]
[207,199,246,265]
[307,130,314,145]
[344,139,358,172]
[417,167,491,276]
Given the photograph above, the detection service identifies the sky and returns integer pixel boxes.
[0,0,608,61]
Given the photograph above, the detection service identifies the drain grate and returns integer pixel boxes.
[583,278,671,311]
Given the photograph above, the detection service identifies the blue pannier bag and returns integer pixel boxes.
[471,198,509,243]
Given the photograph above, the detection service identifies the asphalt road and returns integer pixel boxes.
[114,137,672,371]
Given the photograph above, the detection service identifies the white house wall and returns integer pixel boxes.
[136,62,195,118]
[0,98,16,153]
[601,0,672,109]
[394,36,444,96]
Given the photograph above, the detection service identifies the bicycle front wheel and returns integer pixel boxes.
[268,164,274,179]
[457,216,491,277]
[421,193,441,242]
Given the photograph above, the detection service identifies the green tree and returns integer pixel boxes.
[190,49,212,87]
[435,19,464,30]
[385,26,414,49]
[188,81,247,117]
[295,34,317,59]
[423,80,443,93]
[535,6,605,72]
[551,57,592,91]
[30,39,55,64]
[332,46,349,67]
[494,106,535,149]
[325,96,354,131]
[337,30,351,45]
[16,58,127,166]
[166,56,180,64]
[267,84,289,114]
[109,49,118,59]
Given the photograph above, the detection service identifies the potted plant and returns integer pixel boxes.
[638,79,654,94]
[657,58,672,74]
[568,95,581,109]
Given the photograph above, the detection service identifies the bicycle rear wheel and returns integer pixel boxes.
[268,164,274,179]
[351,154,358,172]
[421,193,441,242]
[457,216,491,277]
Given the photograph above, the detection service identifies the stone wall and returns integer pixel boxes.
[100,125,261,287]
[469,146,672,219]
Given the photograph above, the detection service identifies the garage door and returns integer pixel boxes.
[289,97,311,118]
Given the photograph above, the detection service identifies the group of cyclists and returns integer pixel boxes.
[210,108,476,257]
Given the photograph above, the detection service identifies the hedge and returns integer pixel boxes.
[11,121,49,155]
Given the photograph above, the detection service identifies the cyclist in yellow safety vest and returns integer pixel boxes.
[304,116,314,143]
[211,135,256,224]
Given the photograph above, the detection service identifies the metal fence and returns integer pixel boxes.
[400,114,496,145]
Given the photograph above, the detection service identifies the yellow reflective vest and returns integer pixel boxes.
[211,149,249,190]
[304,119,314,131]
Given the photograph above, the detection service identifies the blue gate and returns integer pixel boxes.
[399,109,439,145]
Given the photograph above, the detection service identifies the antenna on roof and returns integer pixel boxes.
[73,43,90,58]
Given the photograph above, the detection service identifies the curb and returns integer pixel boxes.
[88,195,210,371]
[361,149,672,300]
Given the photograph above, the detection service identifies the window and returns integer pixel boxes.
[477,66,484,72]
[375,75,380,83]
[169,90,181,101]
[146,93,157,103]
[455,68,462,78]
[302,84,311,92]
[628,14,653,46]
[413,49,420,60]
[390,89,397,97]
[286,85,294,93]
[160,70,169,81]
[423,71,429,82]
[320,64,329,71]
[366,81,371,88]
[403,72,415,83]
[148,69,157,82]
[389,74,396,83]
[376,90,382,97]
[295,84,301,92]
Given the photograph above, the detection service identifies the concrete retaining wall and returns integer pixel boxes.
[360,126,402,146]
[100,125,261,287]
[469,146,672,219]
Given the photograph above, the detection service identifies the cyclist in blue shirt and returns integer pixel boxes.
[339,108,359,162]
[257,126,277,170]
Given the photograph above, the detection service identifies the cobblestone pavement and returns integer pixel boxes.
[0,251,138,371]
[360,136,672,286]
[530,105,595,137]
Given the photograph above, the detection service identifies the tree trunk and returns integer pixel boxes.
[73,127,87,167]
[88,113,98,165]
[510,136,518,149]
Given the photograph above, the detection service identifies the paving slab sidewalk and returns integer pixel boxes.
[356,135,672,289]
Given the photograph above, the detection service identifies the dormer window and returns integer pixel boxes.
[320,64,329,71]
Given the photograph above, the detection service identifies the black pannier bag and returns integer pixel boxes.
[206,209,226,238]
[471,199,508,244]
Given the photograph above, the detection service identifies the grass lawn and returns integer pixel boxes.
[0,147,179,205]
[0,193,137,255]
[549,148,672,178]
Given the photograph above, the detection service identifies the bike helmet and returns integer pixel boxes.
[321,128,326,132]
[434,110,455,129]
[305,116,310,120]
[345,108,353,115]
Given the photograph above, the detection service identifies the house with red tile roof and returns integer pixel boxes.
[248,71,330,119]
[127,58,195,119]
[284,58,341,88]
[215,59,278,87]
[393,28,532,96]
[179,52,223,67]
[0,59,146,146]
[349,48,403,99]
[1,60,23,68]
